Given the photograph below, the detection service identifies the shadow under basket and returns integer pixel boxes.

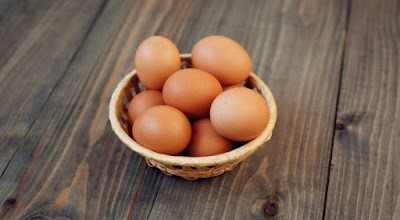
[109,54,277,180]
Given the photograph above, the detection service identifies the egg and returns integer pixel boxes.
[135,36,181,90]
[163,68,223,118]
[184,118,232,157]
[210,87,269,141]
[128,90,164,124]
[223,84,246,91]
[192,35,251,85]
[132,105,191,155]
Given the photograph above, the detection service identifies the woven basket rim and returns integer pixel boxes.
[109,54,277,166]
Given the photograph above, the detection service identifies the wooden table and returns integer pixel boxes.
[0,0,399,219]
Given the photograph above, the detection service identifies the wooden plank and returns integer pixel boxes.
[0,0,207,219]
[148,0,348,219]
[0,0,106,174]
[0,0,350,219]
[325,0,400,219]
[0,0,56,68]
[0,0,18,16]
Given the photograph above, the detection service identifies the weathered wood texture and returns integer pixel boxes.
[0,0,398,219]
[147,0,348,219]
[0,0,106,174]
[325,0,400,219]
[0,0,211,219]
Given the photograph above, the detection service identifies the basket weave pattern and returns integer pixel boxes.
[109,54,277,180]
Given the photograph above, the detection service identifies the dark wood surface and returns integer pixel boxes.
[0,0,398,219]
[325,0,400,219]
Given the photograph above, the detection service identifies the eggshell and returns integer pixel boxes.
[132,105,191,155]
[192,35,251,85]
[184,118,232,157]
[163,68,223,118]
[210,88,269,141]
[223,84,246,91]
[135,36,181,90]
[128,90,164,124]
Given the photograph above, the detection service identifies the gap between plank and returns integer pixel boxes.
[0,0,108,180]
[322,0,353,219]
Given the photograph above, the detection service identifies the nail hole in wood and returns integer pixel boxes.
[172,165,182,169]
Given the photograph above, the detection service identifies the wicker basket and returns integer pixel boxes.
[109,54,277,180]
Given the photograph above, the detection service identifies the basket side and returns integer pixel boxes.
[109,54,277,179]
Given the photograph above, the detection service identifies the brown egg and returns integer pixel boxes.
[135,36,181,90]
[192,35,251,85]
[128,90,164,124]
[132,105,191,155]
[163,68,223,118]
[210,88,269,141]
[184,118,232,157]
[223,84,245,91]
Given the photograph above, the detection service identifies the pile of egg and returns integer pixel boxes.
[129,36,269,157]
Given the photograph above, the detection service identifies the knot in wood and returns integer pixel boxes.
[335,117,346,131]
[4,198,17,206]
[262,189,279,218]
[263,201,278,217]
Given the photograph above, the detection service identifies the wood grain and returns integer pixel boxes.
[0,0,19,17]
[325,0,400,219]
[0,0,198,219]
[148,0,348,219]
[0,0,106,175]
[1,0,398,219]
